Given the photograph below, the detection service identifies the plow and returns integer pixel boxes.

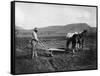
[37,40,67,56]
[38,41,65,51]
[30,39,87,57]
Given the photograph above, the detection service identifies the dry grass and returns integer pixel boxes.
[15,33,97,74]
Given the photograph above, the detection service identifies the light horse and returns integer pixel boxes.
[66,32,79,53]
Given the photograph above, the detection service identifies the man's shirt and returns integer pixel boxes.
[32,31,38,41]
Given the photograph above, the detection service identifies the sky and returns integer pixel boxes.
[15,2,97,29]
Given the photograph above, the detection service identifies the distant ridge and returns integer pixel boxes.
[15,26,24,30]
[15,23,96,37]
[38,23,92,33]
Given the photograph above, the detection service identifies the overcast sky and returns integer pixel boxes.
[15,2,97,29]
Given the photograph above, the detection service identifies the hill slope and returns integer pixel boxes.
[16,23,96,37]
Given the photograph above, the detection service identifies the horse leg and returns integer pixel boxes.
[82,39,84,49]
[75,43,79,51]
[72,49,75,54]
[72,41,76,53]
[66,39,70,49]
[78,39,82,49]
[77,43,80,49]
[79,42,81,49]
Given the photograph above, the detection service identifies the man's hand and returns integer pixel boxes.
[36,39,39,43]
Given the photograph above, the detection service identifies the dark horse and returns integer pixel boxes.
[77,30,87,49]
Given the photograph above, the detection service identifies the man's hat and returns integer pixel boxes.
[34,27,38,32]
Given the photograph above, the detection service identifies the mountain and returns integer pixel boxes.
[16,23,96,37]
[15,26,25,31]
[38,23,94,34]
[16,26,32,33]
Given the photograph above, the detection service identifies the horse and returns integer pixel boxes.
[66,32,79,53]
[76,30,87,49]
